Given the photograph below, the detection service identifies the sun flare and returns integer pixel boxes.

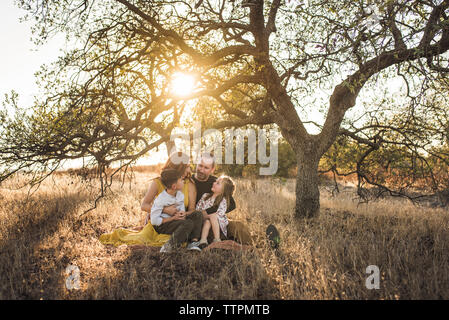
[170,72,195,97]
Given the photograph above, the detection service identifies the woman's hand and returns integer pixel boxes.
[162,204,178,216]
[172,212,186,221]
[162,212,186,224]
[183,210,196,216]
[161,212,184,224]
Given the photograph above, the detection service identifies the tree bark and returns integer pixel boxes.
[295,151,320,219]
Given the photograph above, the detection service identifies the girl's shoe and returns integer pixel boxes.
[212,238,221,243]
[198,241,208,249]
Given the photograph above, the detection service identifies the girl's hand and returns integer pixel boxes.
[162,204,178,216]
[201,210,209,220]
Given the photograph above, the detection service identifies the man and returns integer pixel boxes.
[191,153,253,245]
[192,153,236,211]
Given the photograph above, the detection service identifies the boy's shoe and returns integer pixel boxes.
[187,242,202,251]
[266,224,281,249]
[160,241,173,253]
[188,241,201,247]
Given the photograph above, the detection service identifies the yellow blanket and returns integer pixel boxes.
[99,223,170,247]
[99,177,191,247]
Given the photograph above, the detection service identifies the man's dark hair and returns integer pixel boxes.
[160,169,182,189]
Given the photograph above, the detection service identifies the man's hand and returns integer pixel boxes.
[162,204,178,216]
[206,205,218,214]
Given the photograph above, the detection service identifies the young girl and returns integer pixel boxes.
[196,175,235,249]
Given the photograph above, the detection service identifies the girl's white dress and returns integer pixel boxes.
[196,193,228,237]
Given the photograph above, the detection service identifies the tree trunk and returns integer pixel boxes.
[295,153,320,219]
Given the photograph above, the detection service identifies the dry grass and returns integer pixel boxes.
[1,172,449,299]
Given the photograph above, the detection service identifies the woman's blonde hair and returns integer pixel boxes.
[206,175,235,208]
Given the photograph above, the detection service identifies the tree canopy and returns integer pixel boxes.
[1,0,449,217]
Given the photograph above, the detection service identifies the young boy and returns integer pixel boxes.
[151,169,203,252]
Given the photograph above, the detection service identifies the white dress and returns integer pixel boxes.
[196,193,228,237]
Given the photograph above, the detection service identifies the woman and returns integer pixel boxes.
[99,152,198,247]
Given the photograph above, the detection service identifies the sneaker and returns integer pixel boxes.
[266,224,281,249]
[189,241,201,247]
[187,242,202,251]
[198,241,208,250]
[160,241,173,253]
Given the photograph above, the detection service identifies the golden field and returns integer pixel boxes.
[1,170,449,299]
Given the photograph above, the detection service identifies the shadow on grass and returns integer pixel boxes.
[80,242,281,299]
[0,191,92,299]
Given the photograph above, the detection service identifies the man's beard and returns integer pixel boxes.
[195,171,207,180]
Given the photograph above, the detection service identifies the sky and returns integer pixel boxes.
[0,1,64,110]
[0,1,167,167]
